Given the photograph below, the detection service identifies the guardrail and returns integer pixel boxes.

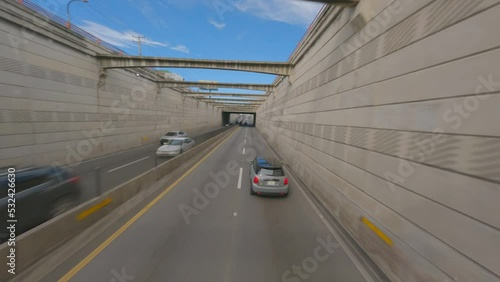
[12,0,126,55]
[8,0,201,84]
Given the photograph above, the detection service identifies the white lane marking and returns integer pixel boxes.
[107,156,150,173]
[244,139,246,143]
[258,131,375,282]
[237,167,243,189]
[234,212,237,216]
[291,173,374,282]
[242,148,246,154]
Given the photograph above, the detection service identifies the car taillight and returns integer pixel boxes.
[284,178,288,185]
[69,176,80,184]
[253,176,259,184]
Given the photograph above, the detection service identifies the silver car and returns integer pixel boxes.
[156,137,195,157]
[160,131,188,145]
[249,157,289,196]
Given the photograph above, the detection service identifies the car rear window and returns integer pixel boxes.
[165,140,183,145]
[165,132,177,136]
[259,168,284,176]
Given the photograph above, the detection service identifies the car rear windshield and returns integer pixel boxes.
[259,168,284,176]
[165,140,183,145]
[165,132,177,136]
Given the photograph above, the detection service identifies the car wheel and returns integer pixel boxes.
[49,197,75,218]
[250,185,256,195]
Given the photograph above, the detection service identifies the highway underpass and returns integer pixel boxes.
[68,126,232,203]
[1,0,499,282]
[37,128,370,282]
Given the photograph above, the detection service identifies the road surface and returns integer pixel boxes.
[43,127,368,282]
[72,126,230,202]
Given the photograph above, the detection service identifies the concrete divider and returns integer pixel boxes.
[191,126,232,145]
[0,127,238,281]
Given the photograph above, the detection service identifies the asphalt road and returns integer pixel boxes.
[44,127,368,282]
[72,126,231,203]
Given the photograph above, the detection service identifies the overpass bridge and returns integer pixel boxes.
[158,80,274,92]
[194,96,266,102]
[201,100,263,107]
[97,54,293,76]
[182,92,269,99]
[0,0,499,282]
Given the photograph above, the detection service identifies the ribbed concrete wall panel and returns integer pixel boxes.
[284,49,500,115]
[0,5,221,168]
[0,25,98,71]
[258,1,500,281]
[293,1,500,95]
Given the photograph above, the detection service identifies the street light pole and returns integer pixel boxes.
[66,0,88,29]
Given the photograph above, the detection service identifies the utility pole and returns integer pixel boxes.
[132,35,145,56]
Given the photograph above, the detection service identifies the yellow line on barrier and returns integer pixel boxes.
[59,127,239,282]
[76,198,112,221]
[361,216,393,246]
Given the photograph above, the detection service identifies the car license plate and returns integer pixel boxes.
[267,181,277,186]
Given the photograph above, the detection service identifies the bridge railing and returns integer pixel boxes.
[288,4,327,62]
[12,0,126,55]
[10,0,176,82]
[270,3,327,87]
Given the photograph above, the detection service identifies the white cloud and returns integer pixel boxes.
[208,19,226,30]
[166,0,322,26]
[80,21,168,48]
[170,45,190,53]
[129,0,168,29]
[233,0,323,26]
[143,38,169,47]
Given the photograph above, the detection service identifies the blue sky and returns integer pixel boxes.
[33,0,323,93]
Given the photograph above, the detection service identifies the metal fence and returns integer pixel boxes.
[10,0,183,82]
[13,0,126,55]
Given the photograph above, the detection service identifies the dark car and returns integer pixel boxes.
[0,166,80,243]
[249,157,289,196]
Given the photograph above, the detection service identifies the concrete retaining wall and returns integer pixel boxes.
[0,0,221,168]
[257,1,500,281]
[0,127,236,281]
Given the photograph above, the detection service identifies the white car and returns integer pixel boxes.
[156,137,195,157]
[160,131,187,145]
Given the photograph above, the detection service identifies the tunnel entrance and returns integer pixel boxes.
[222,111,256,127]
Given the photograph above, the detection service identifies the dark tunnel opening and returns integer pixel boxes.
[222,111,256,127]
